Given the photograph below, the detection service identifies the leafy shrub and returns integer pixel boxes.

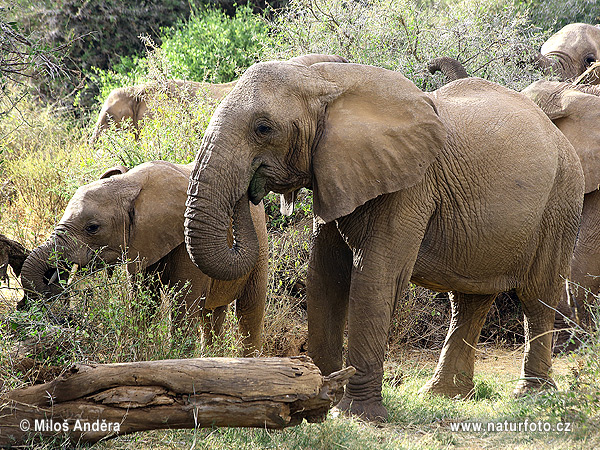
[10,0,194,111]
[266,0,549,91]
[518,0,600,30]
[161,5,270,83]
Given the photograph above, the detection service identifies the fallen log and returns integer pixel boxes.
[0,356,354,447]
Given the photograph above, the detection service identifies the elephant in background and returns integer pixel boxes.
[90,55,349,145]
[522,80,600,340]
[20,161,269,356]
[89,79,237,145]
[0,234,28,285]
[535,23,600,81]
[430,55,600,351]
[183,56,584,420]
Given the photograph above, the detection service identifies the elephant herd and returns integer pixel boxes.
[8,23,600,422]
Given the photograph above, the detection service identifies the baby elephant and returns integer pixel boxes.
[89,80,237,145]
[20,161,268,355]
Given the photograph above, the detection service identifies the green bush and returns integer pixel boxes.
[517,0,600,31]
[92,5,270,111]
[160,5,270,83]
[266,0,549,91]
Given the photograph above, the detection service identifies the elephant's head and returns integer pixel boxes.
[20,162,191,305]
[184,56,446,280]
[537,23,600,81]
[90,86,147,145]
[521,80,600,193]
[0,234,28,284]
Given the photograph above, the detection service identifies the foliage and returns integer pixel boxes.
[2,1,600,448]
[0,7,66,118]
[266,0,549,91]
[92,5,271,113]
[516,0,600,31]
[9,0,194,111]
[161,5,270,83]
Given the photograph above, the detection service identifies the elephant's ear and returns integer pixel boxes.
[99,165,129,179]
[124,162,189,271]
[523,81,600,193]
[310,63,447,223]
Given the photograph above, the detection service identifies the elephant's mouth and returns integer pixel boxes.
[248,162,309,206]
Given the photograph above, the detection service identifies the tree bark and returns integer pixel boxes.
[0,356,354,446]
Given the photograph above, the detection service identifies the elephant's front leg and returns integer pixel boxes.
[307,221,353,378]
[337,267,404,421]
[235,263,267,357]
[200,305,227,353]
[419,292,497,398]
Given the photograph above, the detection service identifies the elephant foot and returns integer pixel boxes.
[418,375,474,399]
[336,394,388,422]
[513,377,556,397]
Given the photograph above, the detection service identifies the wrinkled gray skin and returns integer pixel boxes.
[536,23,600,81]
[523,80,600,350]
[430,55,600,352]
[20,161,268,355]
[0,234,28,284]
[183,57,584,421]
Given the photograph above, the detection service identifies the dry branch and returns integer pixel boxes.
[574,61,600,85]
[0,356,354,447]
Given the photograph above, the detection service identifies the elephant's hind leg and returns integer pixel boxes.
[419,292,497,398]
[513,284,561,395]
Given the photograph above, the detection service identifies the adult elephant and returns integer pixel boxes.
[20,161,268,356]
[183,58,584,420]
[536,23,600,81]
[522,80,600,340]
[89,79,237,145]
[90,55,349,145]
[429,55,599,351]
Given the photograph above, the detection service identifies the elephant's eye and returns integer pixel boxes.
[585,55,596,66]
[85,224,100,234]
[255,123,273,136]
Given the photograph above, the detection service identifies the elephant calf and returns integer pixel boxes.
[0,234,29,284]
[20,161,268,356]
[89,79,237,145]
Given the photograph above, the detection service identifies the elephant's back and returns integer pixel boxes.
[416,78,583,290]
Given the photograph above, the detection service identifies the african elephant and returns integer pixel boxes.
[0,234,28,284]
[89,79,237,144]
[430,55,600,351]
[536,23,600,81]
[522,80,600,341]
[20,161,268,356]
[90,55,349,145]
[183,57,584,420]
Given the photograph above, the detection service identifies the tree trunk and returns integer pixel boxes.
[0,356,354,446]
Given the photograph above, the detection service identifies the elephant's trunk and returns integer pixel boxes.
[184,132,259,281]
[19,240,64,309]
[427,57,469,82]
[533,51,570,80]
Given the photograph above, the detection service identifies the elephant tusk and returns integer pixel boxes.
[48,270,59,285]
[67,264,79,287]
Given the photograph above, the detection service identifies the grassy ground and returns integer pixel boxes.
[79,348,594,450]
